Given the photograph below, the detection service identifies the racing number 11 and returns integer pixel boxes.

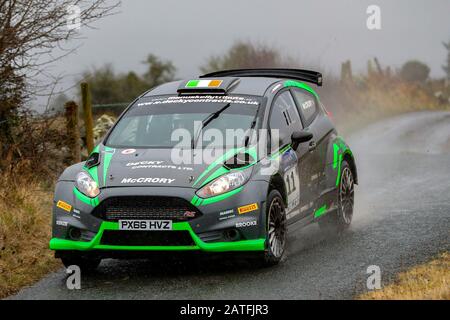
[284,166,300,214]
[285,171,297,195]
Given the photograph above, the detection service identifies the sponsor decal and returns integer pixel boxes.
[72,208,81,219]
[57,200,72,212]
[56,220,68,227]
[125,161,193,171]
[126,160,164,166]
[284,165,300,214]
[236,220,257,228]
[120,177,175,184]
[219,209,234,216]
[238,203,259,215]
[186,79,223,88]
[219,215,236,221]
[183,211,196,218]
[218,209,235,221]
[137,95,259,107]
[121,148,136,155]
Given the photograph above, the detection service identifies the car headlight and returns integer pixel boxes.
[196,169,252,198]
[75,172,100,198]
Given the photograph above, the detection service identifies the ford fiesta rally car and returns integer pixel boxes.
[50,69,357,270]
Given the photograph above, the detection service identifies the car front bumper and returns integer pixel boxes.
[50,221,265,252]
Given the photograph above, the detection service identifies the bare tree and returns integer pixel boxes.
[200,41,294,74]
[0,0,119,168]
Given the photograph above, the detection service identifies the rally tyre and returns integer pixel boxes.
[261,190,287,266]
[60,256,101,273]
[319,160,354,234]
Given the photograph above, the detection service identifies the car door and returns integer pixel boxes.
[268,90,315,223]
[290,88,327,212]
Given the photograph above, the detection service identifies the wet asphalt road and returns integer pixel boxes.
[10,111,450,300]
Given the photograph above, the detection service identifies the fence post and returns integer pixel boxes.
[81,82,95,154]
[341,60,353,83]
[64,101,81,164]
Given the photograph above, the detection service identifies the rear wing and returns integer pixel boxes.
[200,68,322,86]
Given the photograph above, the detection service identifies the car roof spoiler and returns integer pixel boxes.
[200,68,322,86]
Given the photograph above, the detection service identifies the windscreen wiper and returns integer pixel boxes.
[244,115,258,147]
[191,103,231,149]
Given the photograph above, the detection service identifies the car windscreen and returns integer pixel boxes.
[105,95,261,149]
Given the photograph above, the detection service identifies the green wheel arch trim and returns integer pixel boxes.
[283,80,319,99]
[332,138,353,187]
[49,221,265,252]
[335,154,343,187]
[333,143,340,169]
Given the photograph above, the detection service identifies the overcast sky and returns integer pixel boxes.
[40,0,450,109]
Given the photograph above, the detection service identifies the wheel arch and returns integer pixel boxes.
[268,174,287,206]
[342,152,358,184]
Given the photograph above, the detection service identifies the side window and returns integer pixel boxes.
[269,91,303,152]
[291,89,318,126]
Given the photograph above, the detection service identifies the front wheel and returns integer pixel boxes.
[260,190,287,266]
[319,160,355,233]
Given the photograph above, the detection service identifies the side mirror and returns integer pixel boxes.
[291,130,313,150]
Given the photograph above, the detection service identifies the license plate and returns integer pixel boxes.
[118,220,172,231]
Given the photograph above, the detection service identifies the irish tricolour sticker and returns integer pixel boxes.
[186,79,223,88]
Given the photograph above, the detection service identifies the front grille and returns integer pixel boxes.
[92,196,201,222]
[100,230,195,246]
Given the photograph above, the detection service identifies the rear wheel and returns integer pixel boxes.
[319,160,354,233]
[60,255,101,273]
[260,190,287,266]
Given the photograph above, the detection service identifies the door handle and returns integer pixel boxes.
[308,141,316,152]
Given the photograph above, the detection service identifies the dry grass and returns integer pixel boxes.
[0,176,61,299]
[359,253,450,300]
[321,75,449,135]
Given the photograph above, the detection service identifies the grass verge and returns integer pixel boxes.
[0,178,61,299]
[359,252,450,300]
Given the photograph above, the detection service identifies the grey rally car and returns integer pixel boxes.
[50,68,357,270]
